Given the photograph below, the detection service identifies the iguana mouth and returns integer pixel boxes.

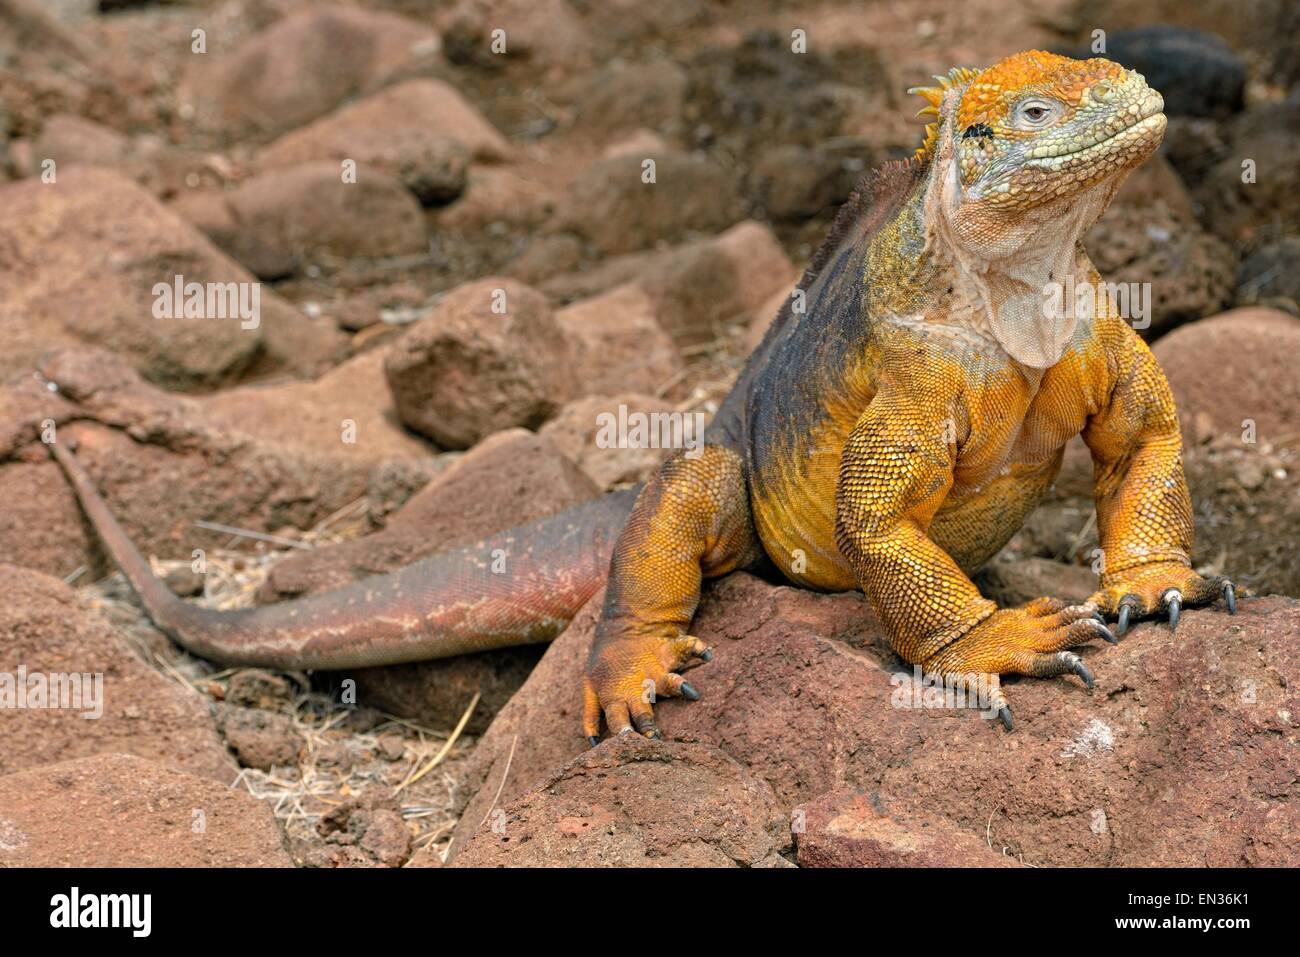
[1025,108,1165,165]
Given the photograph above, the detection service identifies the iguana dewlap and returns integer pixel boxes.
[51,51,1238,740]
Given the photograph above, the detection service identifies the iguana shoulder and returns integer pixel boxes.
[706,156,929,452]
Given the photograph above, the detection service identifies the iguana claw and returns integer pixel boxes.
[1091,564,1243,637]
[1063,653,1095,689]
[1162,588,1182,633]
[1116,596,1138,637]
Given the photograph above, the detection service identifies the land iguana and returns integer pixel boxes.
[49,51,1239,740]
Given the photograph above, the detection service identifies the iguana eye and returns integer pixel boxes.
[1014,98,1059,128]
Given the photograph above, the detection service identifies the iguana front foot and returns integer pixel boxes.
[1089,561,1240,636]
[582,631,711,744]
[922,598,1116,731]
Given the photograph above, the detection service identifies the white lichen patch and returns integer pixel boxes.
[0,817,28,852]
[1061,718,1115,759]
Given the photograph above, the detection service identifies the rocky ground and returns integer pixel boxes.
[0,0,1296,867]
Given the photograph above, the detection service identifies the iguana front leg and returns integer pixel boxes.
[1083,326,1239,634]
[835,372,1113,730]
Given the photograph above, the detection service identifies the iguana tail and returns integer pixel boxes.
[50,441,636,670]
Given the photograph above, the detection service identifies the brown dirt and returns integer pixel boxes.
[0,753,293,867]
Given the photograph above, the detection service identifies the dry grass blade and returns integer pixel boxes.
[193,520,313,550]
[395,691,479,792]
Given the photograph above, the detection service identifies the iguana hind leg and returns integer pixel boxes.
[583,445,762,744]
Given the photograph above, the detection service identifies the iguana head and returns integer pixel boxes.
[908,51,1166,368]
[912,50,1165,212]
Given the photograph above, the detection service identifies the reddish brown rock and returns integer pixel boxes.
[317,791,413,868]
[639,221,799,346]
[0,167,344,390]
[168,189,298,281]
[199,348,435,470]
[568,60,687,135]
[540,393,681,489]
[793,790,1021,867]
[1179,440,1300,598]
[600,129,672,161]
[385,278,575,448]
[0,367,91,576]
[0,0,141,135]
[0,458,96,578]
[0,348,418,578]
[554,283,681,397]
[1085,157,1235,338]
[222,163,428,266]
[505,234,586,286]
[28,113,130,170]
[434,0,593,75]
[1237,237,1300,314]
[551,151,743,256]
[542,222,797,349]
[750,144,856,222]
[0,753,292,867]
[1193,100,1300,248]
[351,647,546,736]
[1152,308,1300,447]
[181,7,441,139]
[225,669,295,711]
[116,139,238,204]
[539,244,680,304]
[451,573,1299,867]
[365,454,460,520]
[434,163,559,234]
[451,736,785,867]
[215,705,302,772]
[258,78,507,184]
[0,564,236,782]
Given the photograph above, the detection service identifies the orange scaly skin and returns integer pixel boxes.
[50,52,1240,743]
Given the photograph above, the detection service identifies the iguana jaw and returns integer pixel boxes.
[1019,103,1164,164]
[974,96,1165,208]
